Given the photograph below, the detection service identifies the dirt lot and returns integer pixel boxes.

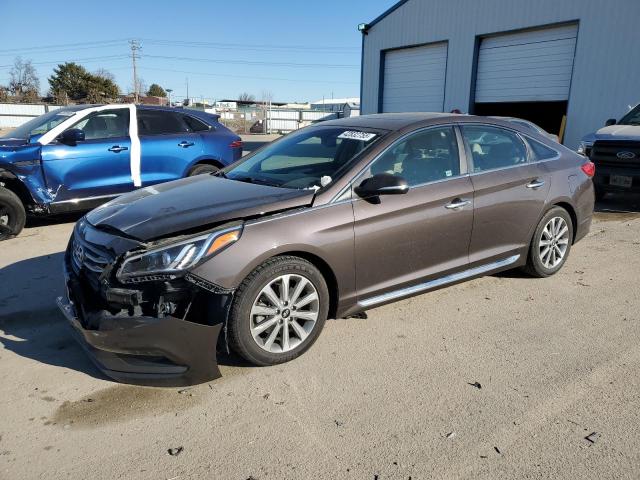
[1,165,640,478]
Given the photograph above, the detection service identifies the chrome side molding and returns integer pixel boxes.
[359,254,521,308]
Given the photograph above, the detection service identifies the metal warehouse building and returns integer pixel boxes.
[360,0,640,148]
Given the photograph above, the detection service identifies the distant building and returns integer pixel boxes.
[310,97,360,112]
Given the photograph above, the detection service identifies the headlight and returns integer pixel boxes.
[577,141,593,156]
[117,226,242,281]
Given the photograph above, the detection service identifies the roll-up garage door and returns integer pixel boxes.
[382,42,447,113]
[475,24,578,103]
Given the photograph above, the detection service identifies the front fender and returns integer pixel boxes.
[0,144,52,205]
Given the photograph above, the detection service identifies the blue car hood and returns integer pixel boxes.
[0,137,31,147]
[86,175,315,241]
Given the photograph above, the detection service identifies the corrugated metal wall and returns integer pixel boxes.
[361,0,640,148]
[0,103,63,128]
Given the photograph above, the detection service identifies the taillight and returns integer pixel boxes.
[581,161,595,178]
[230,140,243,149]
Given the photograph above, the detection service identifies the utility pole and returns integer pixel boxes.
[185,77,189,106]
[129,40,141,104]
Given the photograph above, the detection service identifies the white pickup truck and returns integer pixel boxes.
[578,104,640,200]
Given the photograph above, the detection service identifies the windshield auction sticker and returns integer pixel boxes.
[338,131,377,142]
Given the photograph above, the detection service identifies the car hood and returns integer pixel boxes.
[86,175,315,241]
[0,137,30,147]
[591,124,640,142]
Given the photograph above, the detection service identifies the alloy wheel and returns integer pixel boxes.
[250,274,320,353]
[538,216,570,269]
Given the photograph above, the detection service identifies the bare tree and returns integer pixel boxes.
[94,68,116,82]
[238,92,255,102]
[9,57,40,100]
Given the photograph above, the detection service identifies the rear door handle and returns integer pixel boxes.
[526,179,546,189]
[178,141,195,148]
[108,145,128,153]
[445,198,471,210]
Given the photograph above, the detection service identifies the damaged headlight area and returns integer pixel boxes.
[117,225,242,283]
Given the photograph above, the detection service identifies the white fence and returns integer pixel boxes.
[0,103,62,129]
[266,109,339,133]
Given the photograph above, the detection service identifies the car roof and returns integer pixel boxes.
[137,105,220,123]
[321,112,457,130]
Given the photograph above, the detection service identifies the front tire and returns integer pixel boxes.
[188,164,219,176]
[523,206,573,278]
[228,256,329,366]
[0,187,26,241]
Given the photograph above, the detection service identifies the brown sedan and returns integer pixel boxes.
[58,113,595,385]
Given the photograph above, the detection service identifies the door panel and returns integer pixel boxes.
[42,109,133,202]
[137,109,204,185]
[462,124,551,264]
[353,176,474,301]
[139,133,203,185]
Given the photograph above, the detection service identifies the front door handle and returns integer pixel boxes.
[108,145,128,153]
[178,141,195,148]
[445,198,471,210]
[526,179,546,189]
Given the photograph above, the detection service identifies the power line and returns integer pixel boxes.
[0,55,130,69]
[0,39,129,54]
[141,38,360,53]
[138,66,358,85]
[141,54,358,69]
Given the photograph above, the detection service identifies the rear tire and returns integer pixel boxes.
[228,256,329,366]
[188,164,219,176]
[0,187,26,241]
[522,206,573,278]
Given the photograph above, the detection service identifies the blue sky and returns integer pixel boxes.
[0,0,394,103]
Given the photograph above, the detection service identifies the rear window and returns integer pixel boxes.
[182,114,210,132]
[137,110,188,135]
[527,137,558,161]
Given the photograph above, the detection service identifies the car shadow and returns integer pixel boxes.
[594,192,640,215]
[24,212,84,229]
[0,252,108,380]
[0,251,253,382]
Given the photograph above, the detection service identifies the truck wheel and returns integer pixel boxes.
[0,187,26,240]
[228,256,329,366]
[188,164,219,176]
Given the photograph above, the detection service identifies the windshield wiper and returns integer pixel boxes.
[231,175,279,187]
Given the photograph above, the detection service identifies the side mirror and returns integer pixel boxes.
[354,173,409,198]
[605,118,617,126]
[59,128,85,146]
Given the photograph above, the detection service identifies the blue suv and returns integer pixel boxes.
[0,104,242,239]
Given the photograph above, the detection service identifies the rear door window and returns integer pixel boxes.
[461,125,527,173]
[137,110,189,135]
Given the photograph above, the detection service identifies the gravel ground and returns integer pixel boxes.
[1,174,639,478]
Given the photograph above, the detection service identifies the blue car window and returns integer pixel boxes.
[137,110,189,135]
[69,109,129,140]
[182,115,210,132]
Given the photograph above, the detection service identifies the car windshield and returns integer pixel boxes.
[1,108,82,140]
[618,104,640,126]
[224,126,384,190]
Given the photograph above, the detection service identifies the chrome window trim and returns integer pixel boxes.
[331,123,464,203]
[359,254,521,308]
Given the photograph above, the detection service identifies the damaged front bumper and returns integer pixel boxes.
[58,257,225,387]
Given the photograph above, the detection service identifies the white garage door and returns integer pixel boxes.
[382,42,447,113]
[475,24,578,103]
